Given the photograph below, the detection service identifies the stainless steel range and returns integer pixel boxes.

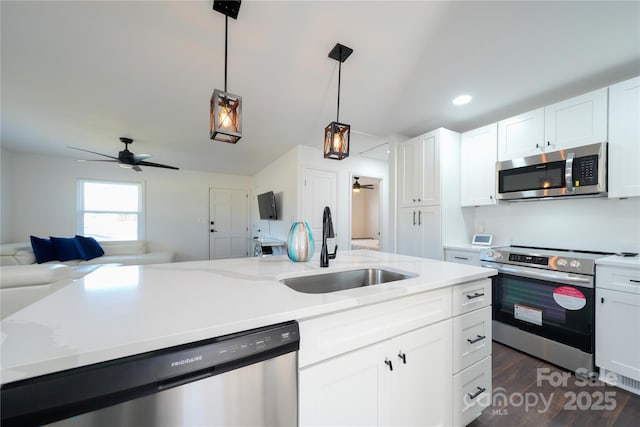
[480,246,608,376]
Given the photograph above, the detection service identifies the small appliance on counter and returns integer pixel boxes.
[480,245,612,377]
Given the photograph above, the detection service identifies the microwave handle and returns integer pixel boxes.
[565,152,575,192]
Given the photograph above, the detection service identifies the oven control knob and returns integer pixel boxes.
[569,260,581,269]
[557,258,568,267]
[486,250,495,258]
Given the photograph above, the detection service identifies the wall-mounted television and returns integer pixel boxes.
[257,191,278,220]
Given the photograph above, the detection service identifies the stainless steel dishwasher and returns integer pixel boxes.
[1,321,299,427]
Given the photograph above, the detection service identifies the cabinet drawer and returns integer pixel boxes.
[453,356,492,427]
[453,306,492,373]
[299,288,452,367]
[445,249,480,266]
[597,265,640,294]
[452,279,492,316]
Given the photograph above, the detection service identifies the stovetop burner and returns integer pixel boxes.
[479,245,613,276]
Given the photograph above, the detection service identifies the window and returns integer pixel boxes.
[78,180,143,241]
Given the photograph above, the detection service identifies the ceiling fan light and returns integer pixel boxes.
[324,121,350,160]
[211,89,242,143]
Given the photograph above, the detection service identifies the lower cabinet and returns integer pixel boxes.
[453,356,492,427]
[299,320,452,427]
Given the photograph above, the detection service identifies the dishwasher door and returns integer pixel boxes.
[1,321,299,427]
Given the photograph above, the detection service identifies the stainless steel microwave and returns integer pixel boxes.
[496,142,607,200]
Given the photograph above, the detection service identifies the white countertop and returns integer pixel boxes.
[596,254,640,268]
[0,250,496,384]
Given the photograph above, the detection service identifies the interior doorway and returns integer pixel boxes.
[209,188,248,259]
[350,176,381,251]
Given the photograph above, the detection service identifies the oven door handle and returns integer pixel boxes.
[492,265,593,286]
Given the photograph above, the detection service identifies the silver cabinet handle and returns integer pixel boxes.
[412,211,416,226]
[467,335,486,344]
[454,256,469,260]
[418,210,421,225]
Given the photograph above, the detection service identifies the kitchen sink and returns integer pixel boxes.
[280,268,417,294]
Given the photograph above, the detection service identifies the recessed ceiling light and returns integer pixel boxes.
[452,95,472,106]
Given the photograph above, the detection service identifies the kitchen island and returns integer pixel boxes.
[1,250,496,426]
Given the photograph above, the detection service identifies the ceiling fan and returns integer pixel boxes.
[69,137,179,172]
[353,177,374,192]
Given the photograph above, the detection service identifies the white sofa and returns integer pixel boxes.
[0,240,174,318]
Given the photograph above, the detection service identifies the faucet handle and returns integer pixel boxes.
[328,245,338,260]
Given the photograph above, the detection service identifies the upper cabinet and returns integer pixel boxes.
[498,88,608,161]
[608,76,640,198]
[460,123,498,206]
[398,135,440,207]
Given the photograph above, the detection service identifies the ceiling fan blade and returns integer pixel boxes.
[136,160,179,170]
[133,154,151,161]
[68,146,119,161]
[362,185,375,188]
[132,165,143,172]
[79,159,119,163]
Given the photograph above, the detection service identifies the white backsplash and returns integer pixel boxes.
[473,197,640,253]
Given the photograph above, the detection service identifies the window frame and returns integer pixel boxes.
[77,179,145,241]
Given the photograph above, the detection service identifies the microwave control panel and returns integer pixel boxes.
[573,155,598,186]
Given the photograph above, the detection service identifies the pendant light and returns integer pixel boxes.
[210,1,242,144]
[324,43,353,160]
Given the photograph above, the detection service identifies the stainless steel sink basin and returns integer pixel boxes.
[280,268,417,294]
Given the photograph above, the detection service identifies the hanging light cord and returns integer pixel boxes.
[224,15,228,92]
[336,48,342,123]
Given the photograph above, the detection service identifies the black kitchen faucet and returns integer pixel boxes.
[320,206,338,267]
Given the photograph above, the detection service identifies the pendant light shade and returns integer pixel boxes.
[211,1,242,144]
[324,43,353,160]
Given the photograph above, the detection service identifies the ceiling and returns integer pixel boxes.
[1,1,638,175]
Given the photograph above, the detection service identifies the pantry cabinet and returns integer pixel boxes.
[398,134,440,207]
[498,88,608,161]
[608,76,640,198]
[397,206,441,260]
[460,123,498,206]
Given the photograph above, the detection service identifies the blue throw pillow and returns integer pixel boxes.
[50,236,82,262]
[30,235,58,264]
[75,235,105,261]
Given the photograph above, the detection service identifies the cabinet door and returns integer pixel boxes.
[544,87,608,151]
[497,108,544,161]
[608,76,640,198]
[299,342,384,426]
[418,206,442,260]
[595,287,640,381]
[419,134,440,205]
[383,321,453,427]
[460,123,498,206]
[398,137,419,207]
[397,208,423,257]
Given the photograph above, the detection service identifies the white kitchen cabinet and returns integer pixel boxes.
[453,356,492,427]
[398,134,440,207]
[595,264,640,395]
[397,206,442,260]
[608,76,640,198]
[445,248,481,266]
[497,108,545,160]
[299,321,452,427]
[460,123,498,206]
[498,88,608,161]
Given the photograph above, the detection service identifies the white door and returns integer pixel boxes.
[302,169,337,248]
[209,188,248,260]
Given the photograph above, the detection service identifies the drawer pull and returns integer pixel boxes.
[630,279,640,284]
[398,352,407,364]
[468,386,486,400]
[467,335,486,344]
[384,359,393,371]
[466,292,485,300]
[454,256,469,260]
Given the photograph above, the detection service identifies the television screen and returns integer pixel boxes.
[257,191,278,220]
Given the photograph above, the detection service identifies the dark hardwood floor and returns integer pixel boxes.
[468,342,640,427]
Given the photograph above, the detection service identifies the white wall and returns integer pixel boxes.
[0,148,253,261]
[472,197,640,253]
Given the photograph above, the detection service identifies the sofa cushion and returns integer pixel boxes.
[75,235,105,261]
[30,236,58,264]
[50,236,81,262]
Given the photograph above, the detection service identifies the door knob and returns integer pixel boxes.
[211,221,215,225]
[211,229,217,233]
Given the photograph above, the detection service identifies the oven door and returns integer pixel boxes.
[489,264,594,353]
